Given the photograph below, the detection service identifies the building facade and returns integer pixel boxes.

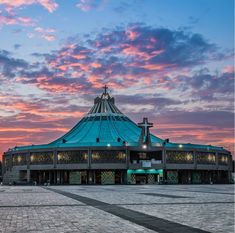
[2,87,233,185]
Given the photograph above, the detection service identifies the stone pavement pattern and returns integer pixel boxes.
[0,185,234,233]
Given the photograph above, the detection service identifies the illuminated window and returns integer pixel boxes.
[197,152,216,164]
[57,151,88,164]
[218,153,229,165]
[166,151,193,164]
[30,152,53,165]
[12,153,27,166]
[91,150,126,163]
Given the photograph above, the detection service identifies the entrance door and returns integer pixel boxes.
[95,170,101,184]
[136,175,147,184]
[115,170,122,184]
[81,171,87,184]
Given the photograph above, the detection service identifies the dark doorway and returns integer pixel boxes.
[178,170,191,184]
[95,170,101,184]
[136,174,147,184]
[115,170,122,184]
[81,171,87,184]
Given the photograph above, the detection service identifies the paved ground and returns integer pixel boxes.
[0,185,234,233]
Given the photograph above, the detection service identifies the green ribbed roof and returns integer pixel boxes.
[8,89,226,153]
[44,90,164,148]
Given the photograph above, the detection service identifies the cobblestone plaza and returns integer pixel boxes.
[0,184,234,233]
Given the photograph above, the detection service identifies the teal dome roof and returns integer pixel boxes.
[9,87,226,152]
[48,89,164,147]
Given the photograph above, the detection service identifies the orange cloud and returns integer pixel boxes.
[142,64,172,71]
[58,62,89,72]
[0,96,87,159]
[72,54,87,59]
[91,62,102,68]
[4,99,85,119]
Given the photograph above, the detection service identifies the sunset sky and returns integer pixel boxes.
[0,0,234,158]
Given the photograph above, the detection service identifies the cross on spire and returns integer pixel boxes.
[138,117,153,137]
[138,117,153,146]
[103,85,108,95]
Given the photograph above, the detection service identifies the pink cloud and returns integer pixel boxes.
[91,62,102,68]
[76,0,92,11]
[0,0,58,13]
[126,29,139,41]
[122,45,164,61]
[57,62,89,72]
[0,23,234,160]
[72,54,87,59]
[42,34,56,41]
[155,122,234,156]
[76,0,105,12]
[29,27,57,41]
[223,65,234,74]
[87,75,103,88]
[0,95,88,158]
[17,16,33,25]
[5,100,84,118]
[0,14,33,26]
[34,27,55,33]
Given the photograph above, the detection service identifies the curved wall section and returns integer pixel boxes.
[2,147,232,185]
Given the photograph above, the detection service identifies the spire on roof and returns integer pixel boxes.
[101,84,111,100]
[88,85,122,115]
[103,84,108,95]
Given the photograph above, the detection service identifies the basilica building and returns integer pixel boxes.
[2,87,233,185]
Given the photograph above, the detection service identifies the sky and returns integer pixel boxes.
[0,0,234,158]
